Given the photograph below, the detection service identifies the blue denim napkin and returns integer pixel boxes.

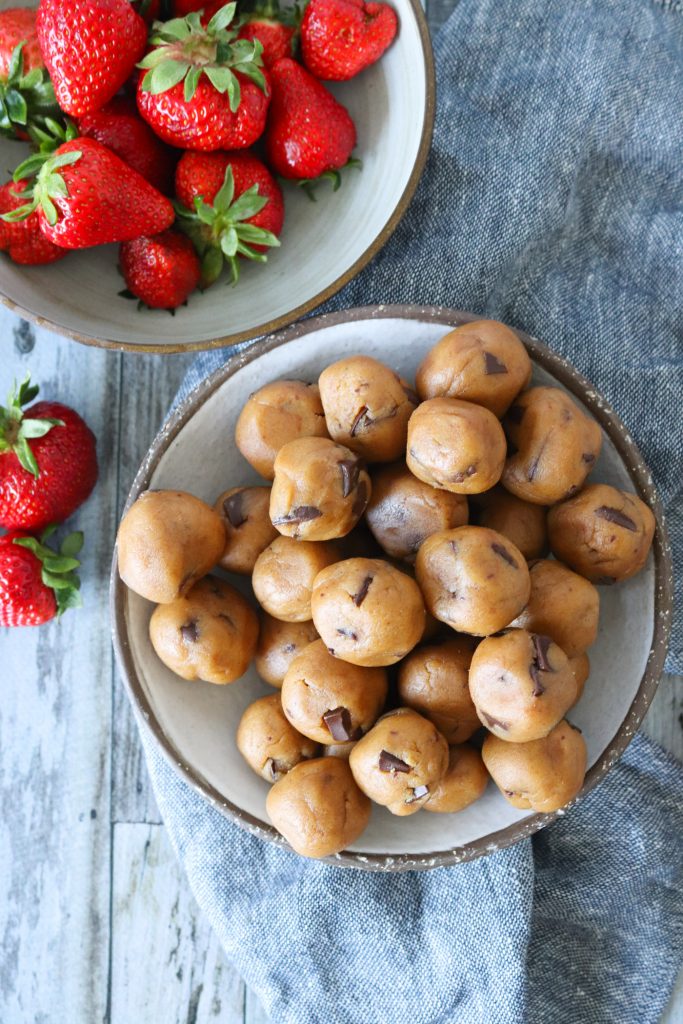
[142,0,683,1020]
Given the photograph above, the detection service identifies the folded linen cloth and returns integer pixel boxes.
[140,0,683,1020]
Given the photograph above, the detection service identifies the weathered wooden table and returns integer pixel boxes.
[1,5,682,1019]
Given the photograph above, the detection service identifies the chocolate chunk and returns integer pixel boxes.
[532,634,553,672]
[378,749,411,773]
[265,758,287,781]
[594,506,637,531]
[223,491,247,528]
[483,351,508,375]
[507,404,525,424]
[350,405,370,436]
[327,647,336,655]
[351,480,368,518]
[564,484,579,499]
[339,458,360,498]
[529,663,545,697]
[582,452,596,464]
[595,575,616,585]
[504,789,516,798]
[180,619,198,643]
[323,707,354,742]
[481,712,509,732]
[405,784,429,804]
[491,542,516,568]
[283,643,296,653]
[466,464,477,476]
[402,384,420,405]
[336,627,358,641]
[272,505,323,526]
[352,575,373,607]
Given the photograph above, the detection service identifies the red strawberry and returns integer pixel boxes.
[78,97,179,195]
[136,4,270,151]
[36,0,147,116]
[120,230,201,310]
[7,138,175,248]
[0,7,60,141]
[301,0,397,80]
[237,17,296,69]
[265,58,356,182]
[172,0,209,14]
[0,529,83,626]
[0,375,97,532]
[0,178,66,265]
[175,150,283,284]
[133,0,162,23]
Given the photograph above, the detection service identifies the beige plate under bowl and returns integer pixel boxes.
[0,0,434,352]
[111,305,673,870]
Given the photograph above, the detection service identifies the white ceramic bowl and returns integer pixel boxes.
[111,306,672,869]
[0,0,434,351]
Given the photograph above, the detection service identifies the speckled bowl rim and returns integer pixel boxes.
[110,304,673,871]
[0,3,435,355]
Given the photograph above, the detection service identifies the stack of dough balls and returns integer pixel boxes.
[116,320,656,860]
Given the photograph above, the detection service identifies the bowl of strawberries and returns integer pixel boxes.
[0,0,434,351]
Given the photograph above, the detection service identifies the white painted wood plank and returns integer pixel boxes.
[112,352,193,826]
[0,320,119,1023]
[111,822,244,1024]
[245,990,271,1024]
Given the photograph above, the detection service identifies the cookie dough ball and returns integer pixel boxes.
[547,483,655,584]
[252,536,339,622]
[397,638,480,744]
[510,559,599,657]
[350,708,449,815]
[475,487,548,561]
[255,614,318,688]
[266,757,371,858]
[149,576,258,684]
[282,639,388,744]
[117,490,225,604]
[407,398,506,494]
[235,379,328,480]
[237,693,319,782]
[502,387,602,505]
[214,486,278,575]
[424,746,489,813]
[416,319,532,417]
[569,652,590,702]
[365,463,468,563]
[415,526,530,636]
[270,437,371,540]
[318,355,419,463]
[482,719,587,812]
[311,557,426,666]
[323,742,356,760]
[469,629,578,742]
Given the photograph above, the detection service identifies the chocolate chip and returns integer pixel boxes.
[350,405,370,436]
[582,452,596,464]
[483,351,508,375]
[351,480,368,518]
[283,643,296,653]
[272,505,323,526]
[466,464,476,476]
[529,663,545,697]
[507,405,525,424]
[564,485,579,498]
[180,619,198,643]
[491,542,517,568]
[265,758,287,781]
[378,749,411,773]
[402,384,420,405]
[327,647,336,655]
[594,506,637,531]
[323,707,354,742]
[482,712,509,732]
[339,458,360,498]
[532,634,553,672]
[352,575,373,607]
[504,789,516,798]
[223,491,247,528]
[336,627,358,641]
[405,784,429,804]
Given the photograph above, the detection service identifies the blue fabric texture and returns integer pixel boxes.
[143,0,683,1021]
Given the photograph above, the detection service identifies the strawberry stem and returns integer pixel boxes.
[13,531,84,616]
[0,41,62,141]
[0,373,64,477]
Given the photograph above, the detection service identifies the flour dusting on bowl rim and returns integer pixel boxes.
[110,304,673,870]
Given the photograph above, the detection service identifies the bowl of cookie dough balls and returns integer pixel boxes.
[111,305,671,869]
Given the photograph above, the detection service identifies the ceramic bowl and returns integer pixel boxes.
[0,0,434,352]
[110,305,672,869]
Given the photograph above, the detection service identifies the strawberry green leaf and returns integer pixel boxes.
[213,166,235,211]
[16,375,40,407]
[8,42,24,83]
[205,66,235,95]
[5,90,27,125]
[220,226,239,257]
[41,554,81,574]
[148,60,190,95]
[41,193,58,226]
[13,436,39,476]
[184,66,201,102]
[208,2,238,33]
[226,73,240,112]
[201,247,224,286]
[41,568,78,590]
[195,200,215,226]
[56,586,83,615]
[232,61,266,92]
[40,524,58,543]
[60,531,84,558]
[236,223,280,247]
[19,416,64,439]
[228,188,268,221]
[235,241,267,261]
